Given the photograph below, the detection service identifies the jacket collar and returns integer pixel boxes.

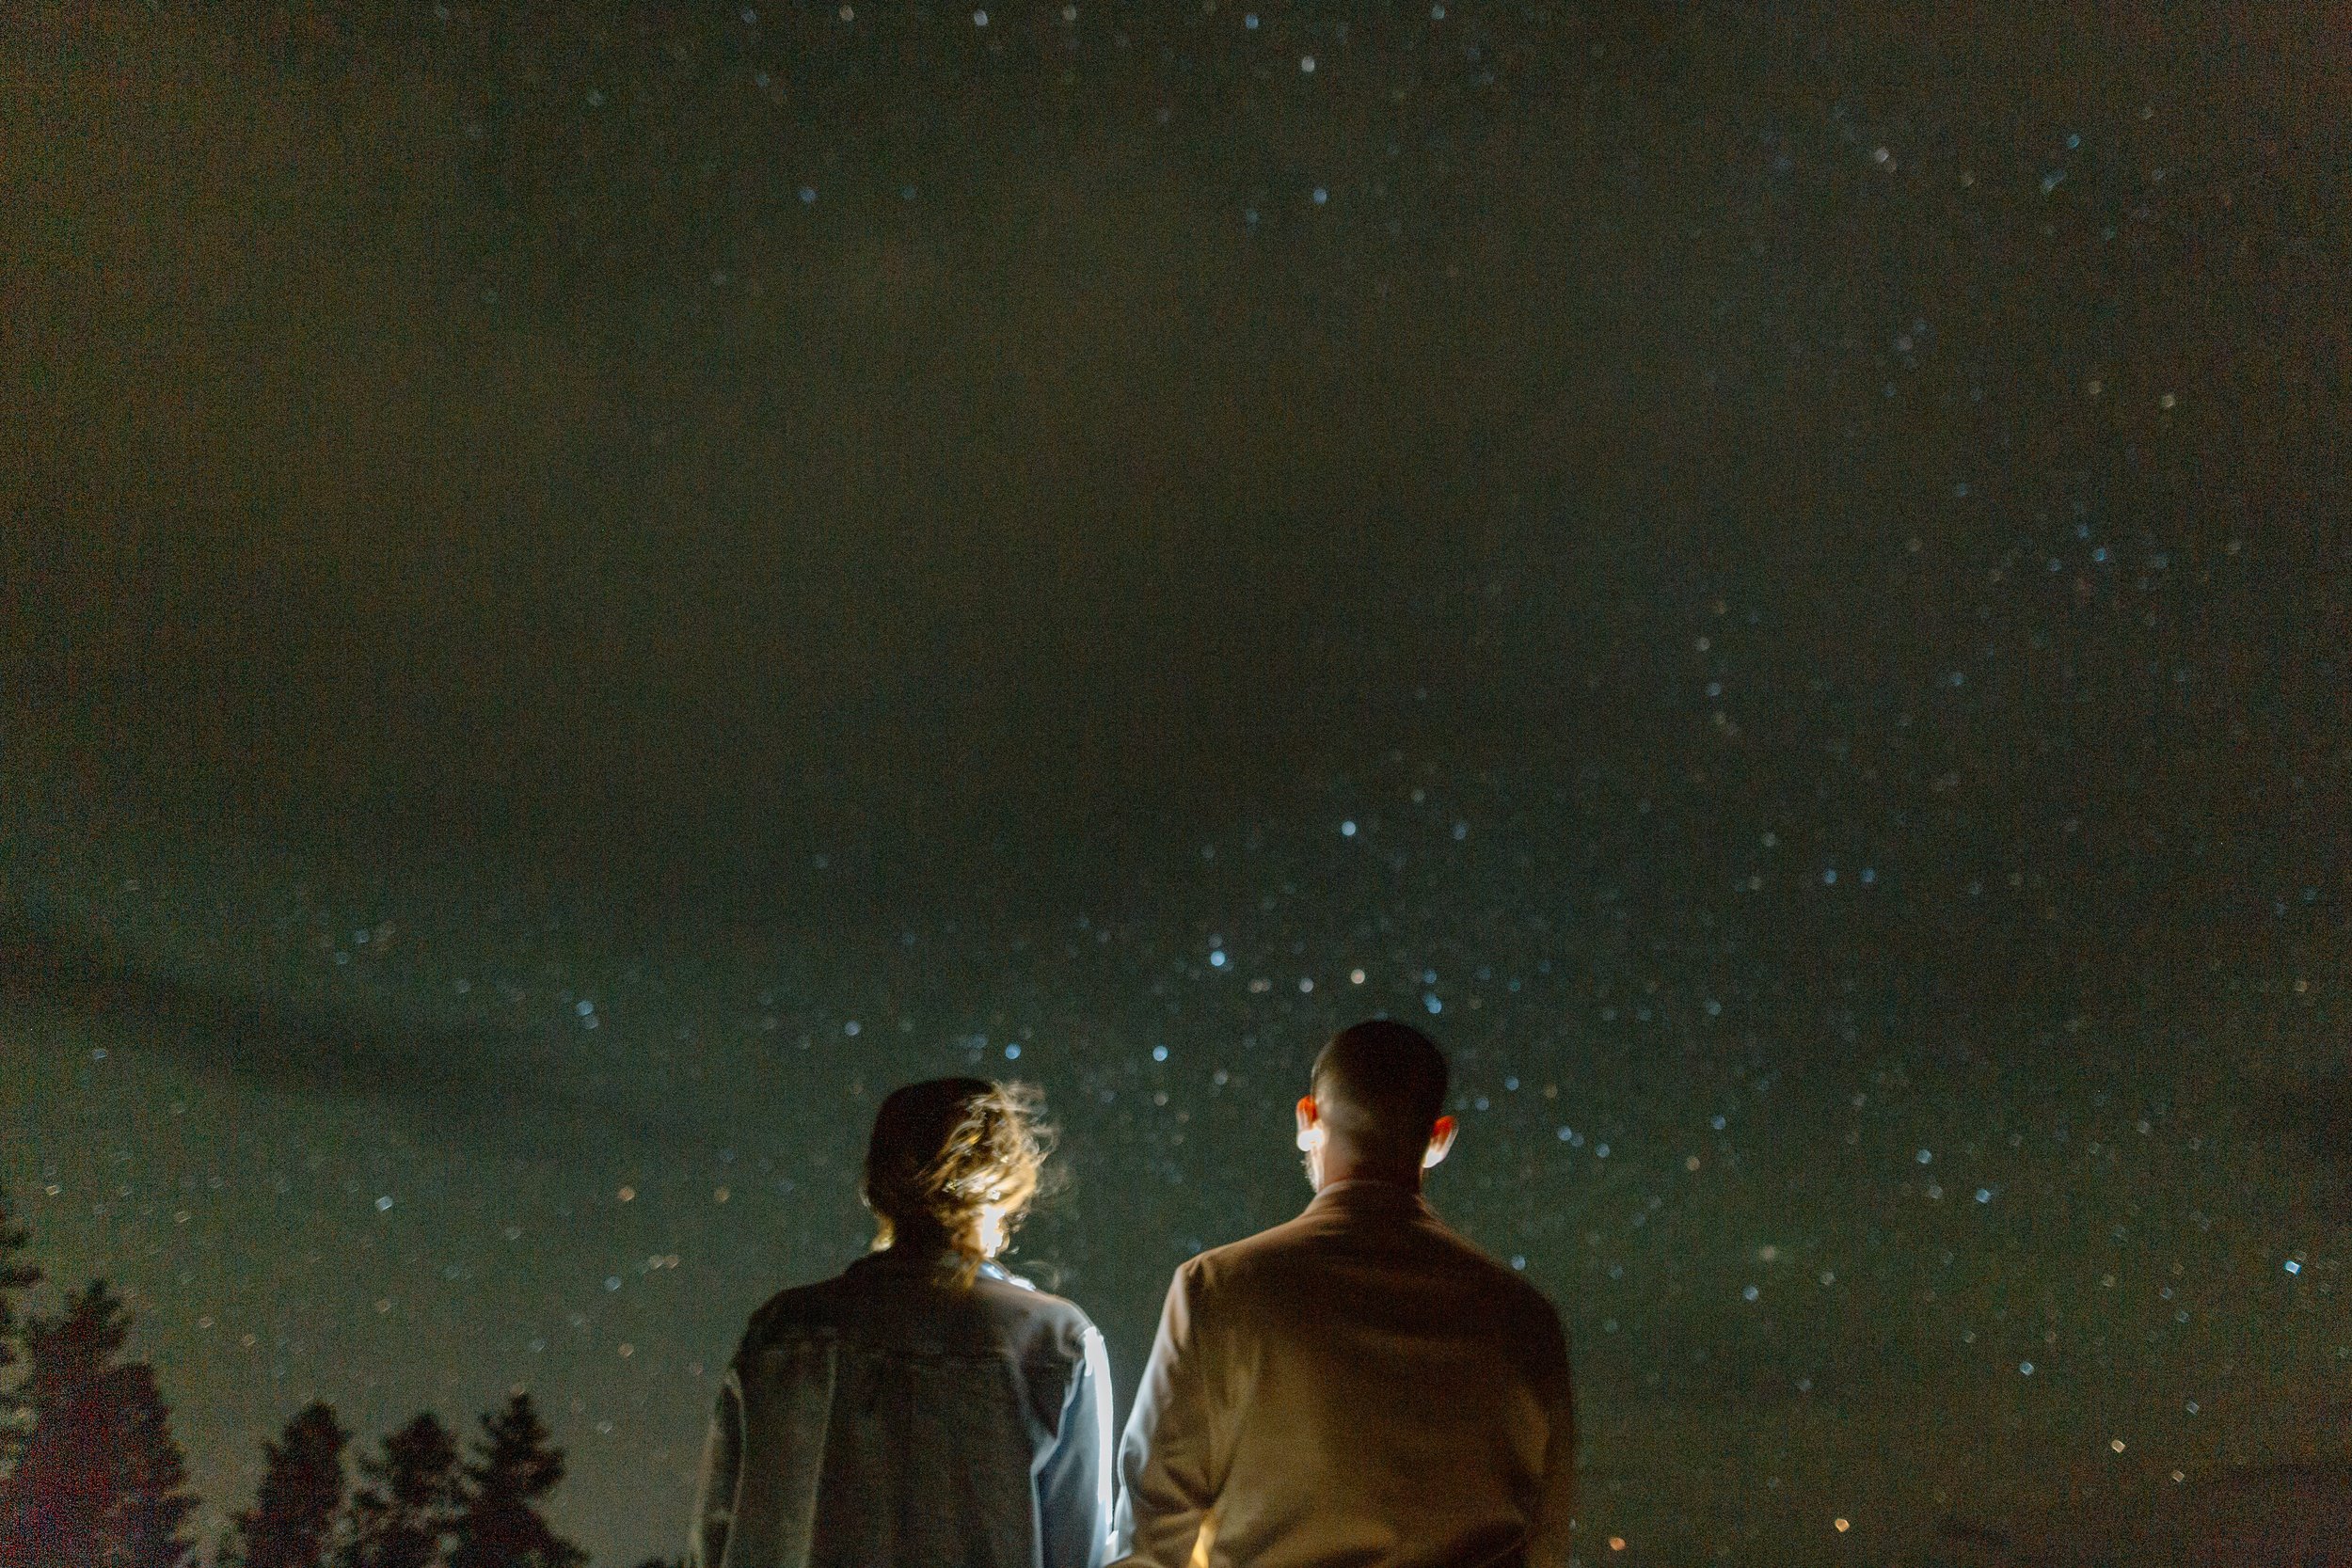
[850,1239,956,1273]
[1306,1177,1435,1220]
[847,1241,1016,1285]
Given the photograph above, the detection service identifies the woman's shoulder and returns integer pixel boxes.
[738,1270,857,1342]
[733,1258,1097,1364]
[970,1266,1100,1357]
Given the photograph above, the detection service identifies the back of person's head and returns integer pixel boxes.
[1311,1020,1451,1170]
[862,1077,1054,1281]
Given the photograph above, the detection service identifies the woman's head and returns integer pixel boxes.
[861,1077,1054,1275]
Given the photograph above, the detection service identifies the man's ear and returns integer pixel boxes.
[1295,1095,1325,1151]
[1422,1113,1459,1170]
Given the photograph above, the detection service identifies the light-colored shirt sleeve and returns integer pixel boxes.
[1110,1264,1221,1568]
[688,1369,747,1568]
[1526,1331,1578,1568]
[1037,1323,1118,1568]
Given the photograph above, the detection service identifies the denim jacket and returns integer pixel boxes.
[691,1243,1114,1568]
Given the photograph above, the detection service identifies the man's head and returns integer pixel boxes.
[1295,1020,1458,1191]
[862,1077,1053,1277]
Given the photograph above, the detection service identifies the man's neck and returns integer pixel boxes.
[1313,1156,1422,1195]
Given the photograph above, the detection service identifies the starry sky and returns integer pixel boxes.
[2,2,2347,1564]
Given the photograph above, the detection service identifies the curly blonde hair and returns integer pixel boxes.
[862,1078,1056,1281]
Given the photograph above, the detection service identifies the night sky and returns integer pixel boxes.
[3,2,2347,1564]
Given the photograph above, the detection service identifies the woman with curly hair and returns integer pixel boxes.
[691,1078,1112,1568]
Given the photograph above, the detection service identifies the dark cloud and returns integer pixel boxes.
[0,900,660,1153]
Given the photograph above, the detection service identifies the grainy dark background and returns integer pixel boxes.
[3,3,2345,1562]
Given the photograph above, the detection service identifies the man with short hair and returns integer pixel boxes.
[1112,1021,1576,1568]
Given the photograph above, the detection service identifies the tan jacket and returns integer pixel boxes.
[1112,1180,1575,1568]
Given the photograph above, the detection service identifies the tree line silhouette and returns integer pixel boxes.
[0,1189,672,1568]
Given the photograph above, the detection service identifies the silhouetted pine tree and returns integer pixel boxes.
[113,1360,199,1568]
[226,1402,350,1568]
[0,1187,40,1476]
[0,1280,197,1568]
[447,1394,583,1568]
[337,1415,461,1568]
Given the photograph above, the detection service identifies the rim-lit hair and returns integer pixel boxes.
[862,1077,1055,1281]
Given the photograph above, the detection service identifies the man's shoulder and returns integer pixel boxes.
[1174,1206,1383,1312]
[1412,1215,1570,1332]
[1469,1245,1572,1338]
[1180,1206,1567,1349]
[1180,1210,1322,1289]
